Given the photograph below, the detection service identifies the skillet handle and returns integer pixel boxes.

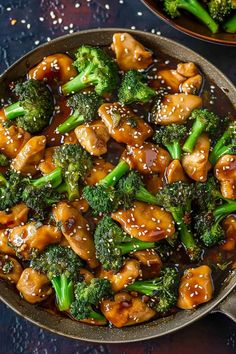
[211,290,236,322]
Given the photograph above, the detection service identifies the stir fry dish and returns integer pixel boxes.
[161,0,236,33]
[0,32,235,328]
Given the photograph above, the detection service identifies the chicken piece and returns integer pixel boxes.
[0,230,15,255]
[182,133,212,182]
[74,120,110,156]
[98,259,140,292]
[181,75,202,94]
[80,268,94,284]
[28,53,77,84]
[122,142,171,175]
[0,203,29,229]
[38,147,56,174]
[71,199,89,213]
[215,155,236,200]
[157,69,186,93]
[111,33,153,71]
[64,131,78,144]
[152,93,202,125]
[11,135,46,176]
[143,174,164,194]
[132,249,162,279]
[17,268,52,304]
[0,254,23,284]
[52,202,98,268]
[85,159,114,186]
[101,292,156,328]
[8,223,62,260]
[112,201,175,242]
[99,103,153,146]
[177,265,214,310]
[166,160,189,184]
[221,215,236,252]
[0,120,31,159]
[177,62,199,77]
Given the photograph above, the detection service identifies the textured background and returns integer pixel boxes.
[0,1,235,353]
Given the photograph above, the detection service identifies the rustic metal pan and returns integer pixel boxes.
[0,29,235,343]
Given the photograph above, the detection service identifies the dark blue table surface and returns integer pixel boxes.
[0,1,235,353]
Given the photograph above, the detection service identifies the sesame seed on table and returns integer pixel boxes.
[0,0,235,353]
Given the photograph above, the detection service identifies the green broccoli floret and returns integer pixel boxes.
[4,79,54,133]
[118,70,156,105]
[57,92,103,134]
[70,278,110,321]
[156,182,201,261]
[209,121,236,165]
[31,245,83,311]
[154,124,187,160]
[83,159,130,214]
[0,153,9,167]
[127,267,179,313]
[208,0,232,22]
[94,216,156,271]
[223,12,236,32]
[0,169,25,210]
[163,0,219,33]
[183,109,220,153]
[53,144,92,201]
[194,211,225,247]
[62,45,119,96]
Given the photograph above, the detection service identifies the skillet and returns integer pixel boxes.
[0,28,235,343]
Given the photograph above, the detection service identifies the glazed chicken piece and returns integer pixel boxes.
[177,62,199,77]
[11,135,46,175]
[71,199,89,213]
[152,93,202,125]
[0,254,23,284]
[74,120,110,156]
[143,174,164,194]
[181,75,202,94]
[214,155,236,200]
[182,133,212,182]
[28,53,77,84]
[112,201,175,242]
[0,119,31,159]
[221,215,236,252]
[157,69,186,93]
[38,147,56,174]
[132,249,162,279]
[122,142,171,175]
[52,201,98,268]
[98,259,140,292]
[0,230,16,255]
[85,159,114,185]
[8,223,62,260]
[0,203,29,229]
[17,268,52,304]
[166,160,189,184]
[80,268,94,284]
[111,33,153,71]
[64,131,78,144]
[98,103,153,146]
[177,265,214,310]
[101,292,156,328]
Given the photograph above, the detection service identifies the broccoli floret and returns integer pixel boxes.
[53,144,92,201]
[118,70,156,105]
[57,92,103,134]
[154,124,187,160]
[0,169,25,210]
[209,121,236,164]
[4,79,54,133]
[194,211,225,247]
[62,45,119,96]
[223,12,236,32]
[83,159,130,214]
[70,278,110,321]
[0,153,9,167]
[208,0,232,22]
[31,245,83,311]
[163,0,219,33]
[183,109,220,153]
[127,267,179,313]
[116,171,159,209]
[94,216,156,271]
[156,182,201,261]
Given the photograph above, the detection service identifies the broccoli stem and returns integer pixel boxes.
[126,280,159,296]
[0,173,8,187]
[51,274,74,311]
[62,63,97,95]
[209,144,235,165]
[165,141,182,160]
[89,309,106,321]
[183,117,205,153]
[213,201,236,221]
[209,127,231,164]
[135,186,159,205]
[31,167,62,188]
[119,240,156,255]
[99,160,130,188]
[178,0,219,33]
[57,111,85,134]
[171,207,200,261]
[223,13,236,33]
[4,101,25,120]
